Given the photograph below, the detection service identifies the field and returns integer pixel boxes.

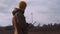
[0,23,60,34]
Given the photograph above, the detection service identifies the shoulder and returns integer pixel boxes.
[13,8,20,11]
[13,8,22,12]
[12,8,21,15]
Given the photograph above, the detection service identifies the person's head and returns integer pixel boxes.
[18,1,27,10]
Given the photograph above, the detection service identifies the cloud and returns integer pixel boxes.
[0,3,8,8]
[0,0,19,26]
[24,0,60,25]
[0,13,12,26]
[0,0,60,26]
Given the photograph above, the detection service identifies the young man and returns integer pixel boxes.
[12,1,28,34]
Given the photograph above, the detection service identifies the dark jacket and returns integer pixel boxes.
[12,8,27,29]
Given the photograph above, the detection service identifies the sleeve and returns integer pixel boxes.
[12,16,18,28]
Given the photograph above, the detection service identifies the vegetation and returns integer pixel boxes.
[0,23,60,34]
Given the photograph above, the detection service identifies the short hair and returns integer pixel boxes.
[18,1,27,9]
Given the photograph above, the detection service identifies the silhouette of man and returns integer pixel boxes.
[12,1,28,34]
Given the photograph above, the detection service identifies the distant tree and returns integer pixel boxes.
[28,23,34,28]
[4,26,14,30]
[58,23,60,26]
[43,24,47,27]
[54,23,58,27]
[37,23,40,27]
[48,23,52,27]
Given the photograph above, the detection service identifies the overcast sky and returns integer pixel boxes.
[0,0,60,26]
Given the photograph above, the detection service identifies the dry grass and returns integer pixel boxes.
[0,24,60,34]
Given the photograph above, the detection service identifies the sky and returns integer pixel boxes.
[0,0,60,26]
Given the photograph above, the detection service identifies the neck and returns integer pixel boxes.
[19,8,25,14]
[18,7,25,10]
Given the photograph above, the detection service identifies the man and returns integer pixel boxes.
[12,1,28,34]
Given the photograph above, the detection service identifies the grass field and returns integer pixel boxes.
[0,25,60,34]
